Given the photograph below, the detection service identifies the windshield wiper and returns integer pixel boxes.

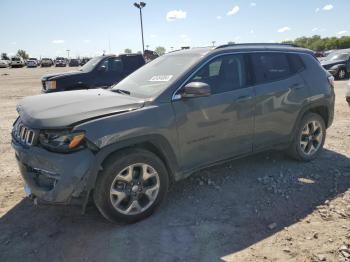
[111,89,131,95]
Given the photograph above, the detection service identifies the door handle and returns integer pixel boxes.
[236,95,252,102]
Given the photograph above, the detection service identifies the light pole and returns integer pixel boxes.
[134,2,146,54]
[66,49,70,58]
[211,41,216,47]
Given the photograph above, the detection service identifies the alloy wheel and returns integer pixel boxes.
[299,120,323,156]
[109,163,160,215]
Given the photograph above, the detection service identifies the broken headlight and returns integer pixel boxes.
[39,130,85,153]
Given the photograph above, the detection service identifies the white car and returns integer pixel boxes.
[346,81,350,106]
[0,59,9,68]
[10,57,25,68]
[27,58,38,68]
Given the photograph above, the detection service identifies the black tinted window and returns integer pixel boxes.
[288,54,305,73]
[189,54,247,94]
[251,53,292,84]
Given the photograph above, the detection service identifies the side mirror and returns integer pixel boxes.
[181,82,211,98]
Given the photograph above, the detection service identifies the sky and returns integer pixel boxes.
[1,0,349,58]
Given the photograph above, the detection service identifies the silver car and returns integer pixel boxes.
[346,80,350,106]
[0,59,9,68]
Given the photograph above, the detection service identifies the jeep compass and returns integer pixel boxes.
[12,44,335,223]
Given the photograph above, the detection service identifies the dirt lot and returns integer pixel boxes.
[0,67,349,262]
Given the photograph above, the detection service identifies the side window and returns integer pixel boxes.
[188,54,247,94]
[98,58,123,73]
[251,53,292,84]
[288,54,305,73]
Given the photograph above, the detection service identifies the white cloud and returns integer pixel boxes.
[277,26,291,33]
[216,15,222,20]
[250,2,256,7]
[337,30,348,35]
[227,6,240,16]
[322,4,333,11]
[312,27,319,32]
[166,10,187,21]
[315,7,320,13]
[150,34,157,38]
[180,34,188,38]
[52,40,64,44]
[83,39,91,43]
[11,41,17,45]
[249,29,255,34]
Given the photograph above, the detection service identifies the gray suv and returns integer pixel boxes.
[12,44,335,223]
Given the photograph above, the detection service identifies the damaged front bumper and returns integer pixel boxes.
[12,139,96,204]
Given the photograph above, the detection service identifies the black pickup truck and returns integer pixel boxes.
[41,54,145,93]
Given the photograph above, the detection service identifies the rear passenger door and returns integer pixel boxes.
[250,52,309,150]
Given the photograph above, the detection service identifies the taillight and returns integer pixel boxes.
[327,75,334,88]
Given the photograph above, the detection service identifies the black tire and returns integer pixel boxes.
[287,113,326,161]
[337,68,348,80]
[93,148,169,223]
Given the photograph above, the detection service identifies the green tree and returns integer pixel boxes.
[155,46,166,56]
[16,49,29,59]
[124,48,132,54]
[1,53,9,60]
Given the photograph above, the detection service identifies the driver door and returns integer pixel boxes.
[172,54,255,171]
[94,58,124,88]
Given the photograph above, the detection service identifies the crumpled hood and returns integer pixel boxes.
[17,89,144,128]
[42,71,84,81]
[321,59,347,68]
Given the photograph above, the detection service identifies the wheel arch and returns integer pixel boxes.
[88,135,180,190]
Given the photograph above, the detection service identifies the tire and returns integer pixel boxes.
[94,148,169,223]
[337,68,348,80]
[287,113,326,161]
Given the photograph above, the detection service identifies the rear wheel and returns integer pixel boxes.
[287,113,326,161]
[94,149,169,223]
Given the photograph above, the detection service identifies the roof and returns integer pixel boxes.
[165,43,313,57]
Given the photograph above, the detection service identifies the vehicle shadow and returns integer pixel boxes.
[1,149,349,262]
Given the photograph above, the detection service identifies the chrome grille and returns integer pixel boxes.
[13,120,36,146]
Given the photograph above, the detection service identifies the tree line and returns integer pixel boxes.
[283,35,350,51]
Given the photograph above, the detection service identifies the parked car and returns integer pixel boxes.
[27,58,39,68]
[80,58,91,66]
[68,59,80,67]
[54,57,67,67]
[41,58,53,67]
[143,49,159,63]
[12,44,335,223]
[0,59,10,68]
[346,80,350,106]
[321,51,350,80]
[10,56,25,68]
[41,53,145,93]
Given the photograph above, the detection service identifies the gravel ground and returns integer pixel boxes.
[0,67,349,262]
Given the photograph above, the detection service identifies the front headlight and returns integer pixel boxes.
[45,80,57,90]
[39,130,85,153]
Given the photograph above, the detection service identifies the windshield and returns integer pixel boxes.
[325,53,350,61]
[111,53,202,98]
[80,57,101,72]
[11,57,20,61]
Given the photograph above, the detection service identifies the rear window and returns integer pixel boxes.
[251,53,292,84]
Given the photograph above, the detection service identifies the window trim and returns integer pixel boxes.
[171,51,311,101]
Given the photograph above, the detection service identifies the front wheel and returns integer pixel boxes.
[94,149,169,223]
[337,68,348,80]
[287,113,326,161]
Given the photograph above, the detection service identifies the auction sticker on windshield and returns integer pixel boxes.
[149,75,173,82]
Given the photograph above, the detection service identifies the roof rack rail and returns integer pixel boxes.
[215,43,299,49]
